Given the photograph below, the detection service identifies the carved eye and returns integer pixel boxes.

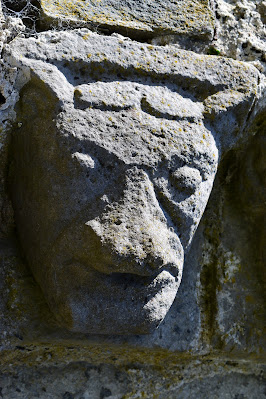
[170,166,202,195]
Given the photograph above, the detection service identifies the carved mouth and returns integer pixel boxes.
[64,264,181,334]
[43,253,182,334]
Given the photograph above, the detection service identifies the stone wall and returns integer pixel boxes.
[0,1,265,398]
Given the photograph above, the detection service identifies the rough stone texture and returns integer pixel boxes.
[39,0,215,41]
[2,29,261,335]
[0,358,265,398]
[0,0,265,397]
[0,0,40,36]
[213,0,266,74]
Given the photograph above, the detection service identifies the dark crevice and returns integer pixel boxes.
[0,92,6,106]
[74,99,132,113]
[1,0,42,35]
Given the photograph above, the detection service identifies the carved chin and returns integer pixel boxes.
[35,208,184,334]
[45,263,182,335]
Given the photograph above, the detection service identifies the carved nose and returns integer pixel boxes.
[85,167,184,277]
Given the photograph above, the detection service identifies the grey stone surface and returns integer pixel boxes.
[213,0,266,74]
[0,358,265,399]
[0,1,265,397]
[2,29,261,335]
[0,16,27,239]
[39,0,214,41]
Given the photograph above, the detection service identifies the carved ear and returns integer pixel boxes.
[27,59,74,105]
[203,88,259,156]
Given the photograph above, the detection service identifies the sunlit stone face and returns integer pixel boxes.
[13,28,258,334]
[11,76,218,334]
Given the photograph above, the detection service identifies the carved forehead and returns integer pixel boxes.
[57,105,217,180]
[68,80,209,163]
[8,28,259,161]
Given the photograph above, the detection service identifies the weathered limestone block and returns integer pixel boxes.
[2,29,262,335]
[0,356,265,399]
[40,0,215,41]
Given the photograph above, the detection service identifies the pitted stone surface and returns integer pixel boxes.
[3,29,261,334]
[213,0,266,74]
[0,1,265,397]
[40,0,214,40]
[0,360,265,399]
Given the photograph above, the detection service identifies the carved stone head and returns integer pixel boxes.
[8,30,258,334]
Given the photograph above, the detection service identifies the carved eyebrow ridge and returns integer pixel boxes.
[140,96,200,122]
[50,58,223,102]
[74,92,200,122]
